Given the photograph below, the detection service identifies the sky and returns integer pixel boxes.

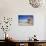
[18,15,33,20]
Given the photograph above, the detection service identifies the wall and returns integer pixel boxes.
[0,0,46,40]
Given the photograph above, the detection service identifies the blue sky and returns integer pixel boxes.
[18,15,33,20]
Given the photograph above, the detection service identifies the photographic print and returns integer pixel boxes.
[18,15,33,26]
